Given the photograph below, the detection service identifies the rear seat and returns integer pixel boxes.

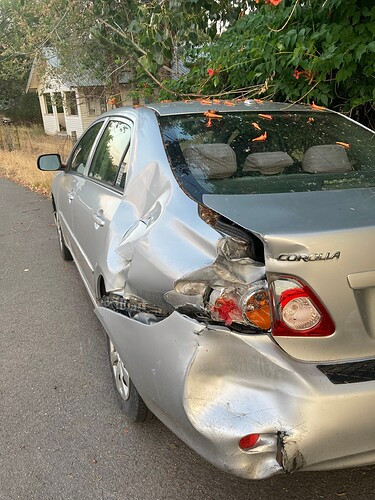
[302,144,352,173]
[183,144,237,179]
[243,151,293,176]
[182,143,353,195]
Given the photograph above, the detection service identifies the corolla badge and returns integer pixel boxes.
[277,252,341,262]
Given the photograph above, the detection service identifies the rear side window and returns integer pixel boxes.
[69,122,103,174]
[88,120,131,186]
[159,112,375,197]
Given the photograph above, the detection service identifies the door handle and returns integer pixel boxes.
[92,209,105,227]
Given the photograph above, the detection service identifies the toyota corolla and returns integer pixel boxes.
[37,100,375,479]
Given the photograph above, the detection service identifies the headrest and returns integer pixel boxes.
[244,151,293,175]
[183,143,237,179]
[302,145,352,173]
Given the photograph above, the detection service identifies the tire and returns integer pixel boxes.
[53,208,72,261]
[107,337,154,423]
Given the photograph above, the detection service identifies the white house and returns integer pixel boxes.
[26,50,133,139]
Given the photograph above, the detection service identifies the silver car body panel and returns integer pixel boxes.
[204,190,375,362]
[50,101,375,479]
[95,306,375,479]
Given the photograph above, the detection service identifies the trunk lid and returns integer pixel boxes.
[203,188,375,362]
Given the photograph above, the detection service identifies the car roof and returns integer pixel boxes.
[101,100,330,119]
[146,100,316,116]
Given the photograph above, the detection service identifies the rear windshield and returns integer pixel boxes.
[159,111,375,199]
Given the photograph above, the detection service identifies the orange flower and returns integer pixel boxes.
[213,99,221,104]
[307,117,315,124]
[258,114,273,120]
[294,68,316,84]
[206,118,213,128]
[252,131,268,142]
[252,122,261,130]
[311,102,326,111]
[207,68,218,77]
[336,141,351,149]
[254,99,263,104]
[204,110,223,119]
[160,99,172,103]
[266,0,283,5]
[199,99,212,105]
[224,100,235,106]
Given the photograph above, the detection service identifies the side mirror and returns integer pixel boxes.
[37,154,65,171]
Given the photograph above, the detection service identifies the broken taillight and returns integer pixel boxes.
[211,290,244,326]
[243,288,271,330]
[270,277,335,337]
[209,281,271,330]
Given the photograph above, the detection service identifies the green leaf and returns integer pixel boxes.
[153,51,164,66]
[320,93,329,106]
[356,45,366,61]
[189,31,198,45]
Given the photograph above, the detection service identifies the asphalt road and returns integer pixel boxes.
[1,177,375,500]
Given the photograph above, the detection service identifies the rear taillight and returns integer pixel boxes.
[270,277,335,337]
[210,280,271,330]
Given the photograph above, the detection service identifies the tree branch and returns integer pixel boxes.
[99,19,147,56]
[268,0,300,33]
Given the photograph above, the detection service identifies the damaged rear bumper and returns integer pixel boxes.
[95,307,375,479]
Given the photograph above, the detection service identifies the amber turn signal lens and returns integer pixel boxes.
[244,290,271,330]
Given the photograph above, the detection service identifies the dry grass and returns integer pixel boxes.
[0,125,73,195]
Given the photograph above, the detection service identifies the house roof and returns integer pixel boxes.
[25,58,39,93]
[26,47,132,93]
[170,58,189,80]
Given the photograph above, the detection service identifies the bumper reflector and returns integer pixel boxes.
[239,433,260,450]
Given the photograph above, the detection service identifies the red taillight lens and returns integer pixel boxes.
[270,277,335,337]
[209,281,271,330]
[239,433,260,450]
[211,294,243,326]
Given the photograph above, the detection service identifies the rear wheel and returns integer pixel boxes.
[108,337,154,422]
[53,206,72,261]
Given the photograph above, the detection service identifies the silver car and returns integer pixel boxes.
[38,101,375,479]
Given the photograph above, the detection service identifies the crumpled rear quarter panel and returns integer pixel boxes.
[95,307,375,479]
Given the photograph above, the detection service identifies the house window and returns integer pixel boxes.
[88,97,96,116]
[100,97,107,114]
[53,93,64,113]
[44,93,53,115]
[65,91,78,116]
